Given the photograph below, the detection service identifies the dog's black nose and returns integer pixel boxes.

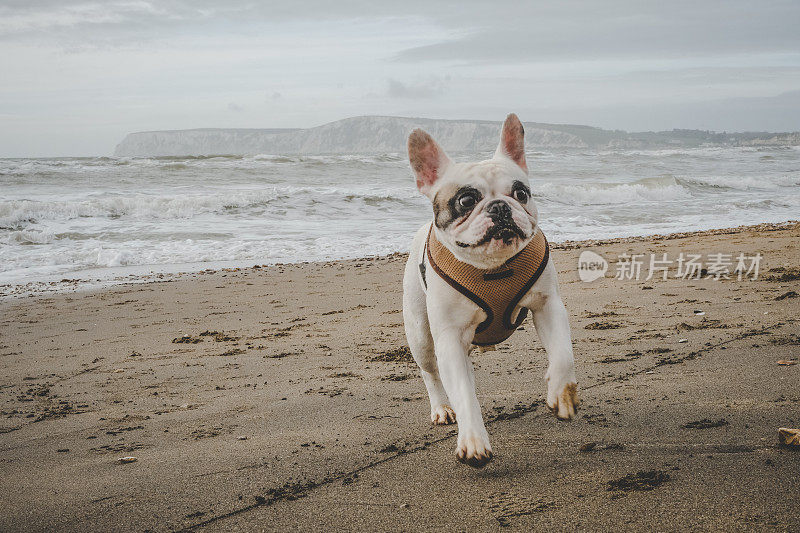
[485,200,512,221]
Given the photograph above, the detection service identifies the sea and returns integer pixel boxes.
[1,146,799,292]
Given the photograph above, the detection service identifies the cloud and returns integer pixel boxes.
[392,2,800,64]
[1,0,799,155]
[386,78,446,99]
[0,0,431,42]
[0,1,162,35]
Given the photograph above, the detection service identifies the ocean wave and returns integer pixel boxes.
[0,232,415,279]
[7,228,55,244]
[0,153,407,177]
[533,172,799,206]
[0,190,273,227]
[254,153,405,165]
[253,154,299,163]
[117,153,408,167]
[5,171,793,229]
[145,154,247,161]
[0,186,422,228]
[679,174,800,191]
[534,175,690,206]
[3,146,800,287]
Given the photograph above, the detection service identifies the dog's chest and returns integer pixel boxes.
[420,228,549,346]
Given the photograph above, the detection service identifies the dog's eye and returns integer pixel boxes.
[458,194,477,209]
[513,188,529,203]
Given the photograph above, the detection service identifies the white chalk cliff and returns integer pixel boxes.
[114,116,796,156]
[113,116,593,156]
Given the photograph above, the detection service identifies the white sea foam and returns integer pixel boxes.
[681,174,800,190]
[0,186,420,229]
[535,176,690,206]
[1,146,798,290]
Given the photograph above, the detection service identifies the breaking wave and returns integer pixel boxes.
[2,145,798,287]
[535,176,690,205]
[0,186,421,230]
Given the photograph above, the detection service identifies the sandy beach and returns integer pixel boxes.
[1,222,798,532]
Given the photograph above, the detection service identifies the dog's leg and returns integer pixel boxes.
[403,256,455,425]
[403,293,455,425]
[431,327,492,467]
[531,294,579,420]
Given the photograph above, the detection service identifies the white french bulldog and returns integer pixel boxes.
[403,114,579,468]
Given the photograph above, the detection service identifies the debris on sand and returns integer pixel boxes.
[774,290,798,300]
[264,351,297,359]
[304,386,347,397]
[677,319,727,331]
[381,373,412,381]
[117,456,138,464]
[327,371,360,379]
[770,334,800,346]
[585,321,623,330]
[579,442,597,452]
[608,470,670,492]
[778,428,800,447]
[370,346,413,363]
[583,311,619,318]
[599,351,642,363]
[195,330,241,342]
[777,360,797,366]
[172,335,202,344]
[682,418,729,429]
[764,267,800,282]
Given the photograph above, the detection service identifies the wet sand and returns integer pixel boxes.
[1,222,798,532]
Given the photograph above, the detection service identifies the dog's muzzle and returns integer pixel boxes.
[485,200,512,222]
[478,201,526,245]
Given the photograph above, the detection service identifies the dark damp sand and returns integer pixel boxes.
[1,222,798,532]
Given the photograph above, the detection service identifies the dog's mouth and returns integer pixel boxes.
[471,222,526,247]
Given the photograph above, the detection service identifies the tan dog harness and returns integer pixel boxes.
[420,226,550,346]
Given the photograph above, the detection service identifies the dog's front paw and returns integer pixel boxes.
[455,431,493,468]
[431,405,456,425]
[547,382,580,420]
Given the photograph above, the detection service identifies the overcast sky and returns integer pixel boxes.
[1,0,799,156]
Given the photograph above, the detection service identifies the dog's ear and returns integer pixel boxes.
[494,113,527,172]
[408,128,453,197]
